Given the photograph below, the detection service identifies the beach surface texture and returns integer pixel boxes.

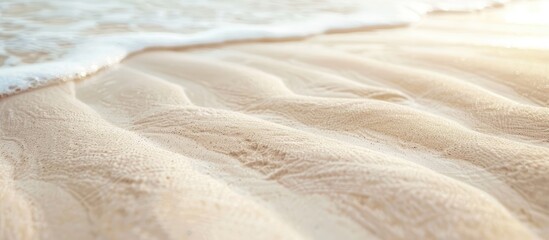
[1,1,549,239]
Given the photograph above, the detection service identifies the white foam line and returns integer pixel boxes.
[0,0,510,96]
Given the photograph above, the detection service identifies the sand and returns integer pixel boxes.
[1,1,549,239]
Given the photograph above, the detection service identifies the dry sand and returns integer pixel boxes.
[1,1,549,239]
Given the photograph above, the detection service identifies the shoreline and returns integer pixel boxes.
[0,0,522,98]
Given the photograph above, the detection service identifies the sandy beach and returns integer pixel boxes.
[1,1,549,239]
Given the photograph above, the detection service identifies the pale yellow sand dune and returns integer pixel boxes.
[1,1,549,240]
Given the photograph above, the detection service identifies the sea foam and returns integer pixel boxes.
[0,0,508,96]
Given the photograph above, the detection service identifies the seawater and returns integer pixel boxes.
[0,0,508,95]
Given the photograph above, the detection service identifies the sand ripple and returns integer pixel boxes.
[1,3,549,239]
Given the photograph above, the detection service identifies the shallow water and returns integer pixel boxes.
[0,0,508,95]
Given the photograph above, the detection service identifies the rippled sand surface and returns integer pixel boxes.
[1,2,549,240]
